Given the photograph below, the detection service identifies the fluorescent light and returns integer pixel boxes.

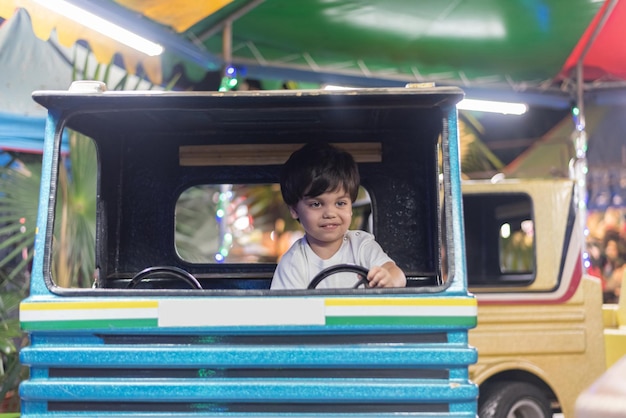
[457,99,528,115]
[33,0,164,56]
[323,84,357,90]
[325,85,527,115]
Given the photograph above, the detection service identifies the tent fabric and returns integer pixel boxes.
[0,0,613,101]
[501,105,626,179]
[558,0,626,83]
[0,7,157,153]
[0,7,71,153]
[185,0,598,86]
[0,112,68,153]
[119,0,232,33]
[0,0,163,83]
[0,6,73,117]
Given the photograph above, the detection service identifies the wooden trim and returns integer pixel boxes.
[179,143,382,166]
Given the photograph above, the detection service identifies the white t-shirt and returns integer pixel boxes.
[271,230,393,289]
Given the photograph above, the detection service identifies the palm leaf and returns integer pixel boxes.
[459,112,504,177]
[0,161,40,281]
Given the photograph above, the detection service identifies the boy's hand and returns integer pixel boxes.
[367,262,407,288]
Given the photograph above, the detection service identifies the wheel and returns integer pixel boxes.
[307,264,369,289]
[127,266,203,289]
[478,382,551,418]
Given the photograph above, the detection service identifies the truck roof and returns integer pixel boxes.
[32,86,464,139]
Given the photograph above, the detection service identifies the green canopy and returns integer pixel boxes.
[4,0,626,108]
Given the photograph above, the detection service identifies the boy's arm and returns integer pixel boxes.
[368,261,406,288]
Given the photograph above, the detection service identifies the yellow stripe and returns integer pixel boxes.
[325,298,476,307]
[20,300,158,311]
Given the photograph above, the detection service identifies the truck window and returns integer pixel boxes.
[46,101,445,290]
[464,193,535,286]
[174,184,371,264]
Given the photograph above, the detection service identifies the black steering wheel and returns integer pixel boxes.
[307,264,370,289]
[127,266,203,289]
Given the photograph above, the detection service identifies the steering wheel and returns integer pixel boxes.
[307,264,370,289]
[127,266,203,289]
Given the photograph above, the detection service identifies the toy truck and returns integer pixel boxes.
[463,178,626,417]
[18,83,478,416]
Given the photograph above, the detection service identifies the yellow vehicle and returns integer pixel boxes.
[462,178,626,418]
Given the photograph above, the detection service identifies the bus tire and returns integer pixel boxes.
[478,381,551,418]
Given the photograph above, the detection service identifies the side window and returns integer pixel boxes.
[464,193,535,286]
[51,132,97,288]
[174,184,371,264]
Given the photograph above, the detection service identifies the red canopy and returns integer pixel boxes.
[559,0,626,83]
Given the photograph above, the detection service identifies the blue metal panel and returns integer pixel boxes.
[22,346,476,367]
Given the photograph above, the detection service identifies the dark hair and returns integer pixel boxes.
[280,143,360,206]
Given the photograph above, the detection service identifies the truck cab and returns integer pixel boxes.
[19,83,478,416]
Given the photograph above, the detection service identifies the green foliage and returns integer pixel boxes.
[175,185,221,263]
[52,132,97,288]
[459,112,505,177]
[499,230,535,273]
[0,290,28,410]
[0,160,39,280]
[0,160,38,409]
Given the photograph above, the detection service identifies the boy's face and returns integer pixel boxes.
[289,187,353,253]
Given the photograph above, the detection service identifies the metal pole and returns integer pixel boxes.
[223,21,232,66]
[573,0,619,265]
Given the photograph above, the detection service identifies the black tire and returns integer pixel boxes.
[478,382,551,418]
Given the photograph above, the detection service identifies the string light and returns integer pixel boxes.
[214,185,233,263]
[219,66,239,91]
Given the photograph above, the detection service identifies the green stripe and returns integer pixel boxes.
[21,318,158,331]
[325,316,477,327]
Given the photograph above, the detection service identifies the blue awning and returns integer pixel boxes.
[0,112,68,154]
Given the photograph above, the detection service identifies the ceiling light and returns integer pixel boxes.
[457,99,528,115]
[32,0,164,56]
[324,85,527,115]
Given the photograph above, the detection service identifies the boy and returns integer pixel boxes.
[270,142,406,289]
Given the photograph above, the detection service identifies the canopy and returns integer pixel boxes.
[558,0,626,85]
[0,7,157,153]
[1,0,625,108]
[0,7,72,152]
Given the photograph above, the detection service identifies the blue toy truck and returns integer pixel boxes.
[19,83,477,416]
